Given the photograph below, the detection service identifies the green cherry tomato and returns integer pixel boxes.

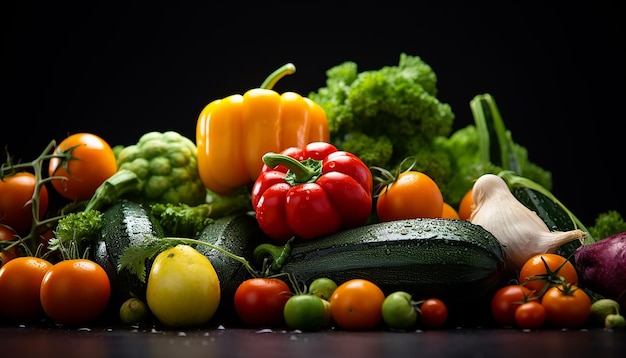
[283,294,329,331]
[381,291,418,330]
[309,278,338,300]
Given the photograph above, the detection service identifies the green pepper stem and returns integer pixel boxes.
[260,63,296,90]
[262,153,321,184]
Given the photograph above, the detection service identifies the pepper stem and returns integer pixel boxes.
[262,153,321,185]
[260,63,296,90]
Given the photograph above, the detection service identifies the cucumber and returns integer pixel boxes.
[273,218,506,312]
[194,213,271,316]
[93,200,165,303]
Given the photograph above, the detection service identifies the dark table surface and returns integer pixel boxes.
[2,323,624,358]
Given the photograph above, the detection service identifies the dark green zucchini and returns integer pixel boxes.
[274,218,506,308]
[93,200,165,303]
[194,213,271,317]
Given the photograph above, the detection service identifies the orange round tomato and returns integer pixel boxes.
[458,188,474,221]
[441,202,460,219]
[48,133,117,201]
[40,259,111,325]
[0,172,49,235]
[0,256,53,322]
[490,284,535,327]
[330,279,385,330]
[376,171,443,222]
[541,283,591,328]
[519,253,578,295]
[0,226,19,267]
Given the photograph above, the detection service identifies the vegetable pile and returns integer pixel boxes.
[1,57,625,332]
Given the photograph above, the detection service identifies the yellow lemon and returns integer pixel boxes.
[146,244,220,327]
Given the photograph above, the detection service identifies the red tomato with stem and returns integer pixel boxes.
[491,284,535,326]
[40,259,111,325]
[0,172,49,235]
[234,277,292,327]
[541,283,591,328]
[515,301,546,329]
[48,133,117,202]
[0,256,53,322]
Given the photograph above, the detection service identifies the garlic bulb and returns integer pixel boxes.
[469,174,586,272]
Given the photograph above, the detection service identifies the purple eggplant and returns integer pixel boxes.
[574,232,626,308]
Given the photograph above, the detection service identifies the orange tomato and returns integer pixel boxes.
[0,226,19,267]
[441,202,460,219]
[458,188,474,221]
[0,256,53,322]
[0,172,49,235]
[48,133,117,201]
[330,279,385,330]
[541,283,591,328]
[376,171,443,222]
[40,259,111,325]
[518,253,578,295]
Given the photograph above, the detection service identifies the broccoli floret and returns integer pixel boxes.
[49,209,103,252]
[309,53,455,175]
[149,193,252,238]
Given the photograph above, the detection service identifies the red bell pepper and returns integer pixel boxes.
[251,142,373,242]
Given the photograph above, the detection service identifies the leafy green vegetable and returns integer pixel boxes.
[49,209,103,251]
[588,210,626,241]
[309,53,455,180]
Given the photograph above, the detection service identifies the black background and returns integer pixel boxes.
[3,2,624,226]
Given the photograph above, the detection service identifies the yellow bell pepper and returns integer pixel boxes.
[196,63,330,195]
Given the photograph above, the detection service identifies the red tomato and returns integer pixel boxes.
[419,298,448,328]
[0,226,19,267]
[0,172,49,235]
[541,283,591,328]
[491,284,535,327]
[329,279,385,330]
[48,133,117,201]
[376,171,444,222]
[514,301,546,329]
[519,253,578,295]
[40,259,111,325]
[0,256,53,322]
[234,277,292,327]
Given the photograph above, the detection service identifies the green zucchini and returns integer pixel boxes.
[273,218,506,309]
[94,200,165,303]
[194,213,271,315]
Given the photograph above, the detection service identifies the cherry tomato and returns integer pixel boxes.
[283,294,330,331]
[40,259,111,325]
[234,277,292,327]
[458,188,474,221]
[0,256,53,322]
[519,253,578,295]
[491,284,535,326]
[308,277,338,300]
[0,172,49,235]
[0,226,19,267]
[48,133,117,201]
[515,301,546,329]
[419,298,448,329]
[376,170,444,222]
[541,283,592,328]
[330,278,385,330]
[381,291,418,330]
